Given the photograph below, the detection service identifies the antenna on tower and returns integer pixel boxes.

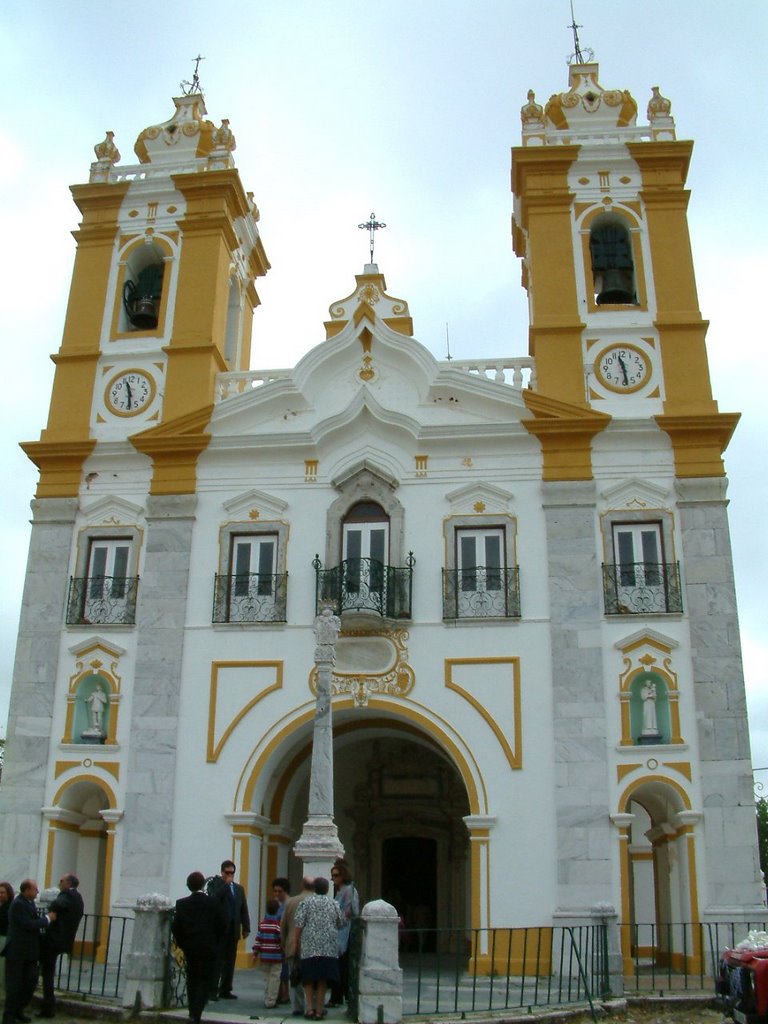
[566,1,594,65]
[445,323,452,362]
[180,54,205,96]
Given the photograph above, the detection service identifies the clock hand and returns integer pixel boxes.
[125,381,133,409]
[617,354,629,386]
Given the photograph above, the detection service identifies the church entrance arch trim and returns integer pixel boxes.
[615,774,702,973]
[236,697,488,818]
[47,774,119,921]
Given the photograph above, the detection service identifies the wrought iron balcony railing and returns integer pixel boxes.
[602,561,683,615]
[66,576,139,626]
[212,572,288,623]
[314,554,415,619]
[442,566,521,620]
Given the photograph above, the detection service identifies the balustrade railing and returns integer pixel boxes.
[66,576,139,625]
[314,555,414,619]
[442,566,521,619]
[212,572,288,623]
[602,562,683,615]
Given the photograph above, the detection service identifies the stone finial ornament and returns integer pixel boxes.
[89,131,121,182]
[647,85,672,120]
[212,118,236,152]
[94,131,120,164]
[521,90,544,125]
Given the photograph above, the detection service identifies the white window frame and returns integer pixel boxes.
[216,521,289,625]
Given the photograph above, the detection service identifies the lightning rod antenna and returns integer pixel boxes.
[567,2,594,65]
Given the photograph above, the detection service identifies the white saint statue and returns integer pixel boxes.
[86,684,108,732]
[640,680,659,736]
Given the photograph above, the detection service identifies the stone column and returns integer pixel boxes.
[358,900,402,1024]
[543,482,612,914]
[590,902,622,998]
[122,893,174,1011]
[121,495,196,899]
[293,607,345,877]
[676,478,764,914]
[0,498,77,883]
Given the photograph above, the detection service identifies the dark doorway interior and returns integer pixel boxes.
[382,836,437,950]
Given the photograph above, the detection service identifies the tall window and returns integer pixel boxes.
[613,523,663,590]
[69,537,137,625]
[213,522,289,624]
[457,527,504,601]
[589,216,637,305]
[342,502,389,598]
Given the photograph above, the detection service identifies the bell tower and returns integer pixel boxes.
[511,62,737,479]
[23,92,270,497]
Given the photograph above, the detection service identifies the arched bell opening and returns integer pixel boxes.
[589,214,638,306]
[115,239,170,333]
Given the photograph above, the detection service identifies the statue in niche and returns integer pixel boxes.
[80,683,108,743]
[638,679,663,744]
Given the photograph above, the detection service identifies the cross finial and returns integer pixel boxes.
[180,54,205,96]
[566,1,594,65]
[358,212,386,264]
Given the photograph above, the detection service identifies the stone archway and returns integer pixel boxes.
[269,725,471,931]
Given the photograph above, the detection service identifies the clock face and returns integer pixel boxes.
[105,369,156,416]
[594,344,650,394]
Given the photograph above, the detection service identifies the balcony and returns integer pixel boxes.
[212,573,288,623]
[442,566,521,620]
[66,576,139,626]
[602,562,683,615]
[313,555,414,619]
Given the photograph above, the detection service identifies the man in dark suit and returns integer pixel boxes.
[172,872,225,1024]
[1,880,56,1024]
[207,860,250,1000]
[37,874,85,1018]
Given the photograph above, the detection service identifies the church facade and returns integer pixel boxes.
[0,60,762,970]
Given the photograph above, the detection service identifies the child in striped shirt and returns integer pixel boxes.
[252,899,284,1007]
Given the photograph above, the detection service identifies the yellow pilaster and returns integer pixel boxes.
[512,146,586,405]
[24,183,128,497]
[522,390,611,480]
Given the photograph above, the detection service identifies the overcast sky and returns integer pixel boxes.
[1,1,767,780]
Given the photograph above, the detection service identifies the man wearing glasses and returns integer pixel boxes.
[208,860,250,1000]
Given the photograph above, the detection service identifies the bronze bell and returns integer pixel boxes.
[130,297,158,329]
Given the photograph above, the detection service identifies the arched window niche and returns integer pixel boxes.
[62,640,122,747]
[588,213,639,307]
[629,671,670,745]
[112,237,173,336]
[73,674,112,745]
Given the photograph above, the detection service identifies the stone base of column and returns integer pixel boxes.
[293,814,345,878]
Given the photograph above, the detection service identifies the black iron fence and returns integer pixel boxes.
[400,925,608,1018]
[602,561,683,614]
[212,572,288,623]
[314,555,414,619]
[442,566,521,619]
[53,913,132,1000]
[622,920,768,994]
[66,576,139,625]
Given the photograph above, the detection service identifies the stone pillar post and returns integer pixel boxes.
[294,606,345,877]
[122,893,174,1011]
[590,901,623,998]
[358,900,402,1024]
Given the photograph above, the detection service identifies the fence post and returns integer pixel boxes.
[358,899,402,1024]
[122,893,174,1011]
[590,902,622,997]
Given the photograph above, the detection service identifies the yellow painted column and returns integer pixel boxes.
[24,183,129,496]
[463,814,496,973]
[511,146,586,406]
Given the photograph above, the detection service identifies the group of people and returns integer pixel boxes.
[0,875,85,1024]
[172,859,358,1023]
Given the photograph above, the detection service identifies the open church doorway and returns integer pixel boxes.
[382,836,437,950]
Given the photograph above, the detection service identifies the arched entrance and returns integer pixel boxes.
[47,777,115,918]
[255,719,471,932]
[618,777,701,972]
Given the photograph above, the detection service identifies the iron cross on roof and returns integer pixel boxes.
[358,212,386,264]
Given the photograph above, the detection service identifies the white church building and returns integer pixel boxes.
[0,57,762,974]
